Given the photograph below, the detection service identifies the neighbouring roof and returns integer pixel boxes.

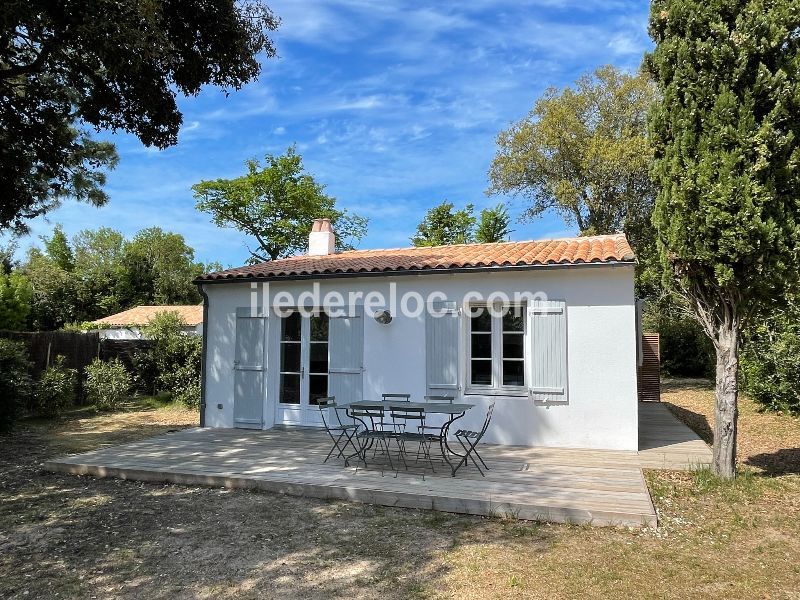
[92,305,204,327]
[196,234,635,283]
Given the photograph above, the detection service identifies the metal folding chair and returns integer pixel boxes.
[347,404,395,475]
[390,405,438,476]
[381,393,411,402]
[419,395,454,440]
[317,397,360,466]
[451,401,495,477]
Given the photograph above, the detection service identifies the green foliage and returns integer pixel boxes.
[412,201,476,246]
[24,247,81,330]
[475,203,513,244]
[644,302,715,377]
[140,312,202,408]
[647,1,800,329]
[71,227,126,316]
[488,65,658,266]
[0,0,278,233]
[117,228,206,306]
[740,303,800,414]
[43,225,75,271]
[85,358,131,411]
[0,271,32,330]
[31,355,76,417]
[647,0,800,476]
[0,338,33,431]
[22,225,210,329]
[193,146,368,261]
[412,201,516,246]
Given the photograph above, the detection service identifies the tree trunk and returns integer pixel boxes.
[713,323,739,479]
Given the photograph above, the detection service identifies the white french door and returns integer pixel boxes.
[275,310,329,426]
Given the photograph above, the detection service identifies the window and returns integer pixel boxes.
[468,304,526,393]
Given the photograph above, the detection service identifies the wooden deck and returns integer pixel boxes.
[43,403,710,528]
[638,402,712,469]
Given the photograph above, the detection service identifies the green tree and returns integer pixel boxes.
[0,271,32,330]
[740,297,800,415]
[118,228,207,306]
[23,248,79,329]
[488,66,659,290]
[647,0,800,478]
[475,203,513,243]
[0,238,18,273]
[22,225,212,329]
[72,228,126,317]
[193,146,368,261]
[0,0,279,233]
[411,201,476,247]
[140,311,202,407]
[42,225,74,271]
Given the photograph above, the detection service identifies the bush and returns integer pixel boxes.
[131,347,158,395]
[643,302,715,377]
[85,358,132,411]
[741,308,800,415]
[140,311,202,408]
[31,355,77,417]
[0,338,33,431]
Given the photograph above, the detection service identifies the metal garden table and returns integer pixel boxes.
[343,400,476,474]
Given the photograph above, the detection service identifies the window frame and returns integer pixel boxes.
[465,302,528,396]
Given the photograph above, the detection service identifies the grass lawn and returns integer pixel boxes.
[1,383,799,599]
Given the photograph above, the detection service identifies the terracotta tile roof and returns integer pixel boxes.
[197,234,635,283]
[92,305,204,327]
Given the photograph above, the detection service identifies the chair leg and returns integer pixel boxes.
[452,434,485,477]
[341,430,360,467]
[324,431,346,463]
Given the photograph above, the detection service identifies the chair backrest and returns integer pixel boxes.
[382,393,411,402]
[348,405,384,419]
[316,396,339,429]
[390,405,425,424]
[479,401,496,436]
[424,395,454,403]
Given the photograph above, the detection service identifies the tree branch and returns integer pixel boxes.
[0,37,57,80]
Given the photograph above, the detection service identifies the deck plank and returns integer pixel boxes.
[42,402,710,528]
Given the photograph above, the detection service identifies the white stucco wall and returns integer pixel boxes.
[200,265,638,450]
[98,324,202,339]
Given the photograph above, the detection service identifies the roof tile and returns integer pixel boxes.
[196,234,635,282]
[92,305,204,327]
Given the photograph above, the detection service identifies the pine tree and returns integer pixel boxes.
[647,0,800,477]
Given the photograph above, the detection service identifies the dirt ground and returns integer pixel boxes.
[1,384,798,599]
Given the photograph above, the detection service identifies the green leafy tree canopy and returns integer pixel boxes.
[488,65,658,262]
[475,203,513,244]
[0,0,279,232]
[193,146,368,261]
[0,271,32,330]
[647,0,800,477]
[411,202,476,247]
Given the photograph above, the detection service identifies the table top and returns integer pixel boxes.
[343,400,475,415]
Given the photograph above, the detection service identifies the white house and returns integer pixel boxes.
[91,305,204,339]
[195,219,639,451]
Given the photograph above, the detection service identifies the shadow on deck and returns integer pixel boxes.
[638,402,713,469]
[45,427,658,528]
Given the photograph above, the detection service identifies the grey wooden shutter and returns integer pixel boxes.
[528,300,567,403]
[233,307,268,428]
[426,301,459,395]
[328,305,364,403]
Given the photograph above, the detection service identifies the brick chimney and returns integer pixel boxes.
[308,218,336,256]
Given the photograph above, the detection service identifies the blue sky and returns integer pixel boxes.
[16,0,652,268]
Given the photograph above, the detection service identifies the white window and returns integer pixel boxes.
[467,304,526,394]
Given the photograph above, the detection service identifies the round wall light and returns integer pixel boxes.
[374,309,392,325]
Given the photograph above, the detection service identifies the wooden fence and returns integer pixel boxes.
[0,330,100,401]
[637,332,661,402]
[0,331,152,402]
